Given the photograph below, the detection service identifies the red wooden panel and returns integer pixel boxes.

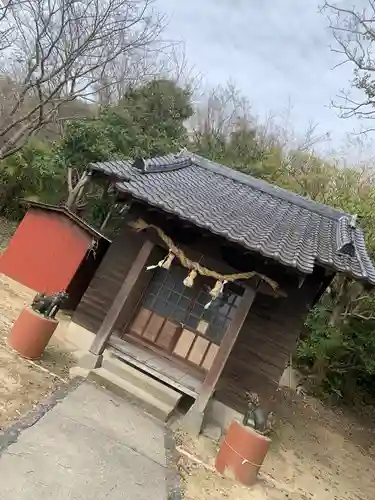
[0,209,91,294]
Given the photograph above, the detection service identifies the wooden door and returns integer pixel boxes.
[129,306,220,371]
[127,266,243,372]
[130,307,178,350]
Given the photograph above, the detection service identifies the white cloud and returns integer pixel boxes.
[156,0,366,148]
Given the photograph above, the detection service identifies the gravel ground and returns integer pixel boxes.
[0,274,75,430]
[175,393,375,500]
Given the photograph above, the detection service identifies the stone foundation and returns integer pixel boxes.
[54,320,95,353]
[205,399,244,432]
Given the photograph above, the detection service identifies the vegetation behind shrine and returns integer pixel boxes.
[1,75,375,405]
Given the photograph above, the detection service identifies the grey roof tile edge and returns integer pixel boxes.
[90,153,349,220]
[188,152,348,221]
[88,156,375,285]
[118,179,375,282]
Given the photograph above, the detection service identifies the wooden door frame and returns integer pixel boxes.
[89,239,155,356]
[125,265,246,375]
[126,305,223,377]
[182,284,257,434]
[122,332,205,380]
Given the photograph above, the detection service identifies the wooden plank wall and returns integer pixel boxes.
[65,238,110,311]
[72,225,149,333]
[215,279,319,413]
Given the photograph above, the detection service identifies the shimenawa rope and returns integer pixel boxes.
[130,218,279,290]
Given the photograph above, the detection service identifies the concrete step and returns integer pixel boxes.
[89,367,175,421]
[102,355,182,408]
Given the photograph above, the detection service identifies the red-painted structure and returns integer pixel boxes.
[0,202,110,309]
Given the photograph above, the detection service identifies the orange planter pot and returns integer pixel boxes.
[215,420,271,487]
[8,307,58,360]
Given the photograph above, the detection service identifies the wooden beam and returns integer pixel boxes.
[194,286,257,413]
[89,239,154,356]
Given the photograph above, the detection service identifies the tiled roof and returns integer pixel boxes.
[89,152,375,284]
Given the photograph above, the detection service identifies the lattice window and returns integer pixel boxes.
[142,266,243,345]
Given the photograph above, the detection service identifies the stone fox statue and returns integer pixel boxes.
[31,291,69,319]
[243,392,275,435]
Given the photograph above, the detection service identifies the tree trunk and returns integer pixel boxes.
[100,207,113,232]
[329,276,350,327]
[65,170,90,211]
[329,276,364,327]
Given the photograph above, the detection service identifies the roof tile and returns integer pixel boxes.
[89,153,375,284]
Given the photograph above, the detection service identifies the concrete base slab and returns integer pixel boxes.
[55,320,96,353]
[102,355,183,408]
[181,404,205,436]
[78,351,103,369]
[279,365,303,391]
[69,366,91,379]
[89,366,179,422]
[202,422,223,442]
[206,399,244,432]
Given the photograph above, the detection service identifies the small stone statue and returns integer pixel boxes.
[31,291,69,319]
[243,391,275,435]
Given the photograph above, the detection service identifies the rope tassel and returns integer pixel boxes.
[146,250,175,271]
[205,280,228,309]
[146,262,162,270]
[209,279,226,299]
[161,251,175,270]
[146,256,167,271]
[183,269,197,287]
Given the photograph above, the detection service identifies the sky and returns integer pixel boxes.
[155,0,368,154]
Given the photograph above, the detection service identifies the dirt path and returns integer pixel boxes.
[0,274,75,430]
[176,394,375,500]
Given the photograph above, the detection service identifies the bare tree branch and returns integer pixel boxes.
[66,170,91,209]
[345,312,375,321]
[322,1,375,128]
[0,0,166,158]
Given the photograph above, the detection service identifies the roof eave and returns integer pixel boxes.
[115,186,375,284]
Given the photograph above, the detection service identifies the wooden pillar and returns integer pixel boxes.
[183,285,256,434]
[89,239,154,356]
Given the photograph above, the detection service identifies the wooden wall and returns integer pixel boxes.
[65,237,110,311]
[215,277,320,413]
[73,224,144,332]
[73,210,326,415]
